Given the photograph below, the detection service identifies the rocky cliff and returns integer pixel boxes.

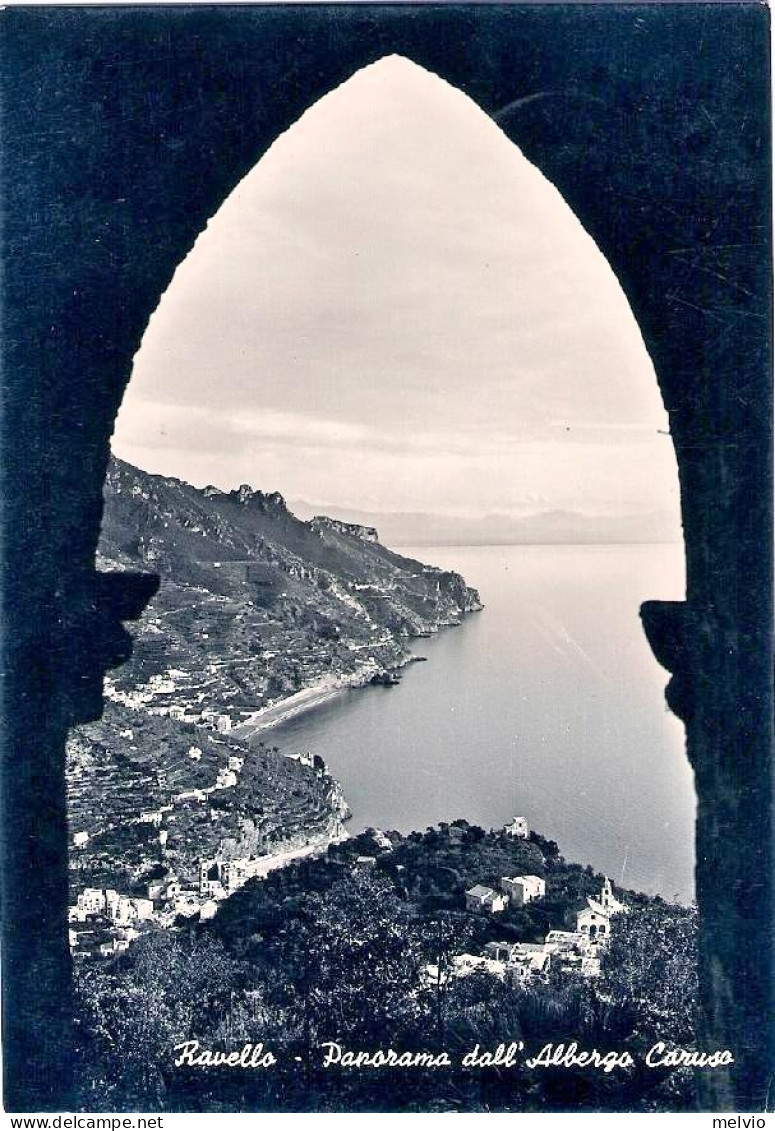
[98,456,482,719]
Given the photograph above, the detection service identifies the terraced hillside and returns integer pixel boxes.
[66,459,481,952]
[68,701,348,895]
[98,457,482,721]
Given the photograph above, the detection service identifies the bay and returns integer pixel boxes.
[264,543,695,903]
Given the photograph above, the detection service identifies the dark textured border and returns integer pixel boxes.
[1,3,772,1111]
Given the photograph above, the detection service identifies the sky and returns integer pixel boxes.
[113,55,681,531]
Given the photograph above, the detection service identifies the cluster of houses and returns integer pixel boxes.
[69,846,279,959]
[68,887,156,959]
[71,886,154,924]
[70,801,349,962]
[69,864,228,959]
[441,874,627,986]
[69,729,353,963]
[142,849,302,927]
[422,815,628,987]
[71,813,357,960]
[105,669,237,732]
[69,743,257,960]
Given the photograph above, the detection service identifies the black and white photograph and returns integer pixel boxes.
[1,3,772,1117]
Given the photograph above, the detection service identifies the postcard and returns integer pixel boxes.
[1,2,771,1115]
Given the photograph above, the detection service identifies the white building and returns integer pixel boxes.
[133,898,154,921]
[221,859,250,892]
[77,888,106,915]
[509,945,551,982]
[576,899,612,941]
[599,876,627,915]
[174,788,207,803]
[465,885,508,914]
[72,831,89,848]
[102,889,118,918]
[483,940,519,964]
[543,929,588,956]
[286,750,314,768]
[199,876,226,899]
[452,953,506,979]
[422,954,506,986]
[482,940,550,980]
[501,874,546,906]
[575,879,627,942]
[370,829,393,851]
[114,897,136,925]
[504,816,529,839]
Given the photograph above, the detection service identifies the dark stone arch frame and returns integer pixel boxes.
[0,3,771,1112]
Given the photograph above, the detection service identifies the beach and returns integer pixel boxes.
[232,681,349,736]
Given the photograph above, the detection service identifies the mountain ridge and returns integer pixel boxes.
[99,455,482,722]
[288,499,682,547]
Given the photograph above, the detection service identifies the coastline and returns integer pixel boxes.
[231,614,479,741]
[231,656,407,737]
[232,647,446,739]
[249,823,350,879]
[232,680,349,736]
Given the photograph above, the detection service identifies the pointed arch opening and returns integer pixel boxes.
[98,56,691,900]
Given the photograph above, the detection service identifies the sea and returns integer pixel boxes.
[265,543,695,903]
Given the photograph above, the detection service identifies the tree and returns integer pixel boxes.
[271,870,425,1045]
[599,905,699,1043]
[416,910,474,1042]
[73,932,245,1109]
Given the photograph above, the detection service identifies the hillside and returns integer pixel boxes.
[99,457,482,722]
[68,702,349,897]
[73,821,698,1113]
[66,459,482,953]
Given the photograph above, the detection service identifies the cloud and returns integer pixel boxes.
[115,56,679,525]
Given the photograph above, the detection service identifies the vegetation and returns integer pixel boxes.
[96,456,481,719]
[67,702,341,895]
[73,826,699,1112]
